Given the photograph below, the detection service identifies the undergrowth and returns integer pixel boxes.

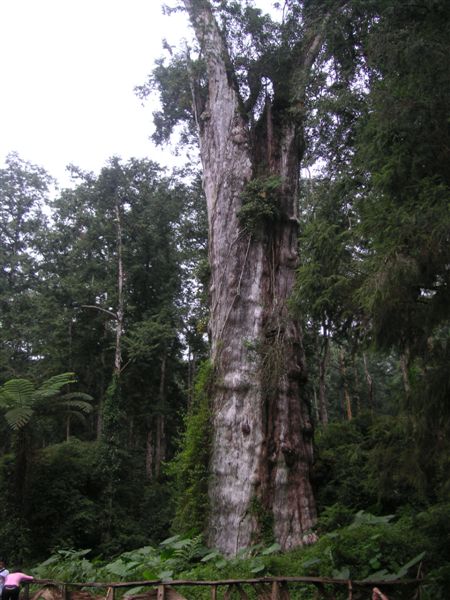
[31,505,450,599]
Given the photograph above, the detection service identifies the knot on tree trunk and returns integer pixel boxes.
[280,442,298,467]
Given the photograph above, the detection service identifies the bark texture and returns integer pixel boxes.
[183,0,318,554]
[318,333,329,426]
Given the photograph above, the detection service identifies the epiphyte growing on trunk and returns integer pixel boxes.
[238,175,282,237]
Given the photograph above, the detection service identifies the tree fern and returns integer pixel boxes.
[4,406,35,430]
[0,374,92,435]
[0,378,34,407]
[36,372,77,398]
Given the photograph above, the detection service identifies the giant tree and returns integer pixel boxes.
[145,0,356,553]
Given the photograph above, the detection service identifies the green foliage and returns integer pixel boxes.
[32,535,209,584]
[168,360,214,536]
[313,414,437,514]
[314,419,373,510]
[96,374,128,551]
[354,0,450,356]
[414,502,450,598]
[248,496,274,547]
[294,177,361,337]
[28,509,450,598]
[0,153,52,380]
[97,535,208,583]
[125,316,176,363]
[0,453,32,564]
[137,54,204,147]
[25,439,101,559]
[316,503,354,533]
[238,176,282,237]
[0,373,75,431]
[33,548,97,583]
[0,373,83,430]
[0,155,205,562]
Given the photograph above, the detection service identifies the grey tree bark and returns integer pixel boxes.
[318,333,330,426]
[183,0,322,554]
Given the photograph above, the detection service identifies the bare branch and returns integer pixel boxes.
[81,305,117,320]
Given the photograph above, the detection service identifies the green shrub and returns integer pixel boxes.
[168,360,214,535]
[238,176,282,237]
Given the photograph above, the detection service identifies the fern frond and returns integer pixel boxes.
[173,534,205,565]
[60,392,94,402]
[0,379,34,407]
[5,406,35,430]
[59,399,93,414]
[36,373,76,398]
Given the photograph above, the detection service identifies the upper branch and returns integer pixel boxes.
[183,0,241,110]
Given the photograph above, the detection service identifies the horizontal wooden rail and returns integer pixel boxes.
[29,575,421,589]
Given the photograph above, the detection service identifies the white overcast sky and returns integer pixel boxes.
[0,0,276,187]
[0,0,191,186]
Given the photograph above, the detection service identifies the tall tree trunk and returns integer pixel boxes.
[400,347,411,399]
[363,352,374,411]
[184,0,319,554]
[318,333,329,426]
[352,354,361,417]
[114,199,124,376]
[312,387,320,423]
[155,356,167,479]
[339,349,353,421]
[146,429,154,481]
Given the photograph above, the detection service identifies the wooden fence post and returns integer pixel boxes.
[271,581,279,600]
[157,585,165,600]
[108,588,116,600]
[347,580,353,600]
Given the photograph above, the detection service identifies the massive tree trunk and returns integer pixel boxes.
[183,0,321,554]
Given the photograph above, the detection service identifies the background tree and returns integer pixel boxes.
[352,0,450,498]
[0,372,92,558]
[0,151,208,560]
[293,177,362,424]
[0,153,52,379]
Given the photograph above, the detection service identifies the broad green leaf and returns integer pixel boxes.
[250,561,265,574]
[201,551,221,562]
[332,566,350,579]
[302,558,321,568]
[261,542,281,555]
[160,534,181,547]
[215,559,227,569]
[125,587,145,597]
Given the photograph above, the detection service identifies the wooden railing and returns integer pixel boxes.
[23,574,423,600]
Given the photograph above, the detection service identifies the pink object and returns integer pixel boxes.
[4,574,33,586]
